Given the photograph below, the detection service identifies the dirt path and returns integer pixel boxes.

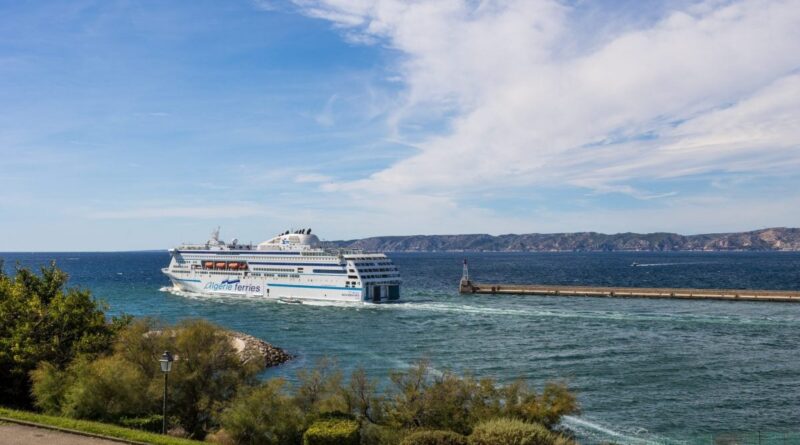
[0,423,127,445]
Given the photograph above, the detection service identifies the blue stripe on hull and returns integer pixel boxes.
[249,262,342,267]
[176,250,301,255]
[268,283,360,292]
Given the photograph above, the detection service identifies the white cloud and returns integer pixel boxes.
[286,0,800,201]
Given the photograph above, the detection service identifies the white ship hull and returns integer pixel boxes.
[164,270,367,303]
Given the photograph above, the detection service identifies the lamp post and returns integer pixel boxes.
[159,351,173,434]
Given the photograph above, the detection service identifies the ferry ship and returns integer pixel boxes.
[162,228,401,303]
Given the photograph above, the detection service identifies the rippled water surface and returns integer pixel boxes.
[3,251,800,443]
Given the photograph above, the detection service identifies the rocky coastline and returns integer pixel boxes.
[227,331,293,368]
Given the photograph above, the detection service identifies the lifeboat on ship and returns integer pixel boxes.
[215,262,226,269]
[203,261,214,269]
[228,262,239,270]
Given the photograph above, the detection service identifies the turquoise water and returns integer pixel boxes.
[3,251,800,443]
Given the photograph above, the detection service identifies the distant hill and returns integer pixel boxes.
[328,227,800,252]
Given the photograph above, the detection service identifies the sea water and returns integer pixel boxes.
[3,251,800,443]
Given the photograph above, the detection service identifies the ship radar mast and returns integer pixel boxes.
[207,226,225,248]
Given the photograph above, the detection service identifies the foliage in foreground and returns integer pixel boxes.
[5,263,580,445]
[31,317,263,439]
[302,417,360,445]
[219,379,304,445]
[0,407,202,445]
[399,430,468,445]
[468,418,574,445]
[218,359,579,445]
[384,361,579,434]
[0,262,123,407]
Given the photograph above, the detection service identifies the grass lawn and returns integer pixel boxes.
[0,407,204,445]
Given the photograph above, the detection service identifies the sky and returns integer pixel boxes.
[1,0,799,251]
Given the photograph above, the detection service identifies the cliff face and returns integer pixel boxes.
[329,228,800,252]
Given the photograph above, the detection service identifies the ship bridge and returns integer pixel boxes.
[257,230,321,251]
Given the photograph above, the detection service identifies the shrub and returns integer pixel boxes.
[206,429,236,445]
[303,418,360,445]
[314,411,357,421]
[118,414,163,433]
[468,418,559,445]
[359,423,404,445]
[377,360,580,436]
[220,379,304,445]
[61,355,152,421]
[31,354,151,421]
[387,361,476,434]
[295,357,348,416]
[400,430,468,445]
[29,361,72,414]
[508,382,580,429]
[346,368,385,424]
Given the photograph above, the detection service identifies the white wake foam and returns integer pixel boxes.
[562,416,679,445]
[159,287,796,326]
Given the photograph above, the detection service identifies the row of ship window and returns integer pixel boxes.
[177,261,387,277]
[255,272,296,277]
[183,256,339,263]
[252,267,294,273]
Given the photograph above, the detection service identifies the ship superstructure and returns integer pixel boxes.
[162,228,401,303]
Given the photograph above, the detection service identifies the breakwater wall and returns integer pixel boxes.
[459,281,800,302]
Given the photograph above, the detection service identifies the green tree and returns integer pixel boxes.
[168,319,263,437]
[110,318,264,438]
[0,262,118,407]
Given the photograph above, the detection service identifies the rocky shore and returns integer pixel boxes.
[227,331,293,368]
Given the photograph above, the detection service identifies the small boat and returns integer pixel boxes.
[278,297,303,304]
[631,262,639,267]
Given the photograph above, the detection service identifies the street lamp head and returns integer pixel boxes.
[160,351,173,373]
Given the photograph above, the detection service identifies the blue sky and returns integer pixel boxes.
[1,0,799,251]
